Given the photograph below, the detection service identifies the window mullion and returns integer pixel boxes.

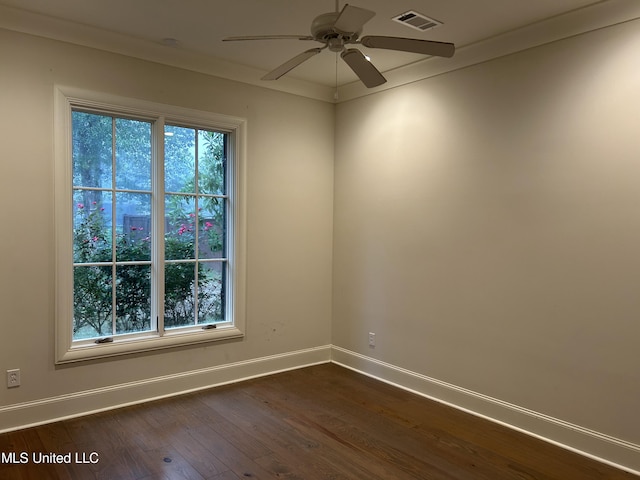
[194,129,200,325]
[153,117,166,336]
[111,117,117,336]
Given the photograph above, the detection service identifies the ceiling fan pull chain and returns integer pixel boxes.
[334,52,339,101]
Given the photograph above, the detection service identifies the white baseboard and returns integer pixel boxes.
[0,345,331,434]
[330,345,640,476]
[2,343,638,476]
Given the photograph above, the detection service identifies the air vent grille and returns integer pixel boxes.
[392,10,442,32]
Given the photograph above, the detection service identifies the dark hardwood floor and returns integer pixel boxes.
[0,363,635,479]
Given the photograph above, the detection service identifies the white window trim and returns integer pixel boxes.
[54,86,247,364]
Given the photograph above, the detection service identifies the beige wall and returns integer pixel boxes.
[333,19,640,446]
[1,13,639,470]
[0,29,334,404]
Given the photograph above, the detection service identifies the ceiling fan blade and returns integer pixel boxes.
[261,48,323,80]
[334,4,376,33]
[360,36,455,58]
[223,35,314,42]
[341,49,386,88]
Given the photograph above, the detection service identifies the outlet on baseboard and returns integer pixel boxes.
[368,332,376,348]
[7,369,20,388]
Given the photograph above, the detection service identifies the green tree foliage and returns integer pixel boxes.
[72,111,227,339]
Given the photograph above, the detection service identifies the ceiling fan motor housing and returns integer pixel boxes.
[311,12,361,49]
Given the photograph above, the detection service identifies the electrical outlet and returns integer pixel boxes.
[368,332,376,348]
[7,369,20,388]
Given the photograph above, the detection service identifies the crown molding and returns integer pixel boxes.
[0,4,336,103]
[2,1,640,104]
[337,0,640,102]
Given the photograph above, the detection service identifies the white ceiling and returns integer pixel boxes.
[1,0,639,101]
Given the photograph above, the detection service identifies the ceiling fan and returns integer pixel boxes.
[222,2,455,88]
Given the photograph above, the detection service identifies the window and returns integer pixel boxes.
[55,87,246,363]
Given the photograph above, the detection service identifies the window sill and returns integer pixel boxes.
[55,326,244,364]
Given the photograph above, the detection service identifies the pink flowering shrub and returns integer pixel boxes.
[73,203,222,339]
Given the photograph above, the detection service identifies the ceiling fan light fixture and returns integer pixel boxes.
[327,37,344,52]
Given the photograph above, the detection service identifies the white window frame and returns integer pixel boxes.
[54,86,247,364]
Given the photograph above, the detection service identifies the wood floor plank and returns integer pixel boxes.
[184,422,276,479]
[302,382,543,479]
[0,430,67,480]
[0,364,636,480]
[208,471,243,480]
[248,374,478,479]
[139,445,207,480]
[203,388,366,479]
[239,377,465,479]
[240,373,485,479]
[165,425,231,478]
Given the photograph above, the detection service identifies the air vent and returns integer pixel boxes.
[392,10,442,32]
